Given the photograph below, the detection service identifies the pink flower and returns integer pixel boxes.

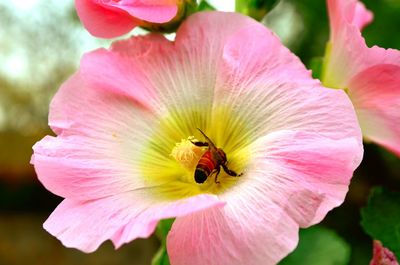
[75,0,179,38]
[370,240,399,265]
[32,12,363,265]
[323,0,400,156]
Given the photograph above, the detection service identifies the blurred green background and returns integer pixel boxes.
[0,0,399,264]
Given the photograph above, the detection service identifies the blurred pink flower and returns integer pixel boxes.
[370,240,399,265]
[323,0,400,156]
[32,12,363,265]
[75,0,179,38]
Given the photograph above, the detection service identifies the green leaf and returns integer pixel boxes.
[197,0,216,11]
[152,219,174,265]
[361,187,400,260]
[309,57,323,79]
[236,0,280,21]
[279,226,351,265]
[151,245,171,265]
[155,218,175,243]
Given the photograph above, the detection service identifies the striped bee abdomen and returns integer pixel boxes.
[194,151,216,183]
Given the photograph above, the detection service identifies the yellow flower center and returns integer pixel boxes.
[139,106,252,201]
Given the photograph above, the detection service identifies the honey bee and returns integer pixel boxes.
[191,128,242,184]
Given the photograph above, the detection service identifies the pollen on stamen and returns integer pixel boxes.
[170,136,204,170]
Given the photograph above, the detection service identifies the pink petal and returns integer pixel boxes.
[253,131,361,224]
[324,17,400,88]
[101,13,264,141]
[168,201,299,265]
[32,36,176,200]
[32,73,158,200]
[110,31,173,57]
[349,64,400,155]
[108,0,178,23]
[328,0,373,40]
[325,0,375,87]
[80,41,165,111]
[104,12,360,148]
[168,130,362,265]
[214,17,362,144]
[325,0,400,156]
[370,240,399,265]
[75,0,178,38]
[44,194,223,252]
[353,1,373,30]
[75,0,138,38]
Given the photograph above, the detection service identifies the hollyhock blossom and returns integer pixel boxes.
[370,240,399,265]
[323,0,400,156]
[75,0,179,38]
[32,12,362,265]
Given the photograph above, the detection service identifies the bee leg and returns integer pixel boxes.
[190,141,209,147]
[214,167,221,184]
[222,164,242,177]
